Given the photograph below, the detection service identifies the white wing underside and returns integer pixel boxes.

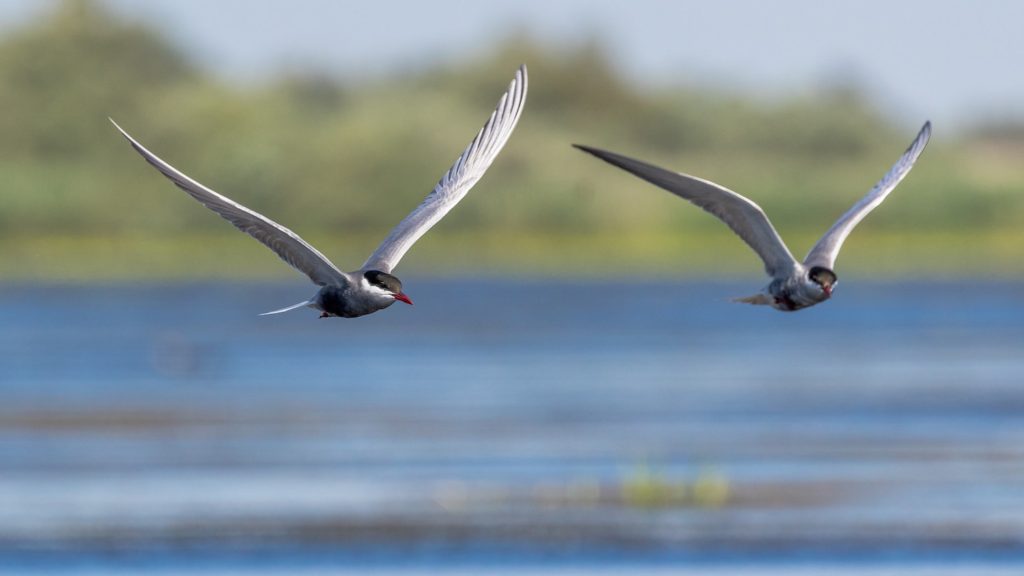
[572,145,799,278]
[803,121,931,269]
[360,65,528,273]
[111,119,349,287]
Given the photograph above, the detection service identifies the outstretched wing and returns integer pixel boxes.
[803,121,931,270]
[573,145,798,278]
[112,119,349,287]
[360,65,528,273]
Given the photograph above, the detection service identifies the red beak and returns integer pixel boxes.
[823,285,832,297]
[394,292,413,305]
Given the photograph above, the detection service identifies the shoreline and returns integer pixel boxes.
[3,229,1024,282]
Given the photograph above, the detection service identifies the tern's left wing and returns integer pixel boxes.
[360,65,528,273]
[803,121,931,270]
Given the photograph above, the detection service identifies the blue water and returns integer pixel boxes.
[1,279,1023,574]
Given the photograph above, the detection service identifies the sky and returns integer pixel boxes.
[2,0,1023,130]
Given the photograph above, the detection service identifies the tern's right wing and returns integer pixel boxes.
[112,119,349,287]
[573,145,799,278]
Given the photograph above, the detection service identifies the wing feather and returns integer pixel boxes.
[111,119,349,287]
[573,145,798,278]
[803,121,931,269]
[360,65,528,273]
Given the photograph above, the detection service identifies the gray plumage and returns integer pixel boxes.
[111,120,349,288]
[362,65,528,274]
[574,121,931,311]
[113,65,527,318]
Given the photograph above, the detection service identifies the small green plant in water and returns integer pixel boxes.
[691,466,730,508]
[621,462,688,508]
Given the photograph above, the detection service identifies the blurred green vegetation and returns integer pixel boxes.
[2,0,1024,280]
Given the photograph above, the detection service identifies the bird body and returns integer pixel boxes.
[312,273,410,319]
[733,264,835,311]
[114,65,527,319]
[575,121,931,311]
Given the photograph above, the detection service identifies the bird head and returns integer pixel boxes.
[363,270,413,305]
[808,266,838,298]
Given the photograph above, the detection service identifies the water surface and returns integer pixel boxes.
[0,279,1022,573]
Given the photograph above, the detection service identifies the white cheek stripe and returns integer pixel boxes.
[360,275,398,297]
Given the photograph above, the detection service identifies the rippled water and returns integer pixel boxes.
[1,279,1023,574]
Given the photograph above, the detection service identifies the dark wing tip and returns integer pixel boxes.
[904,120,932,156]
[572,143,607,157]
[915,120,932,146]
[571,144,635,171]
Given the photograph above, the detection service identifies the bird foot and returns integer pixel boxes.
[319,312,329,319]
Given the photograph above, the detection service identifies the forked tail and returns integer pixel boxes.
[259,299,316,316]
[733,294,773,306]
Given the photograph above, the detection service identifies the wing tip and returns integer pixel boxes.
[108,116,129,138]
[571,143,634,170]
[109,117,147,153]
[918,119,932,141]
[515,63,528,89]
[571,143,605,157]
[509,64,528,113]
[903,120,932,158]
[573,143,621,166]
[512,63,528,109]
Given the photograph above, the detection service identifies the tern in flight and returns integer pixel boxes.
[574,121,931,311]
[113,65,527,318]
